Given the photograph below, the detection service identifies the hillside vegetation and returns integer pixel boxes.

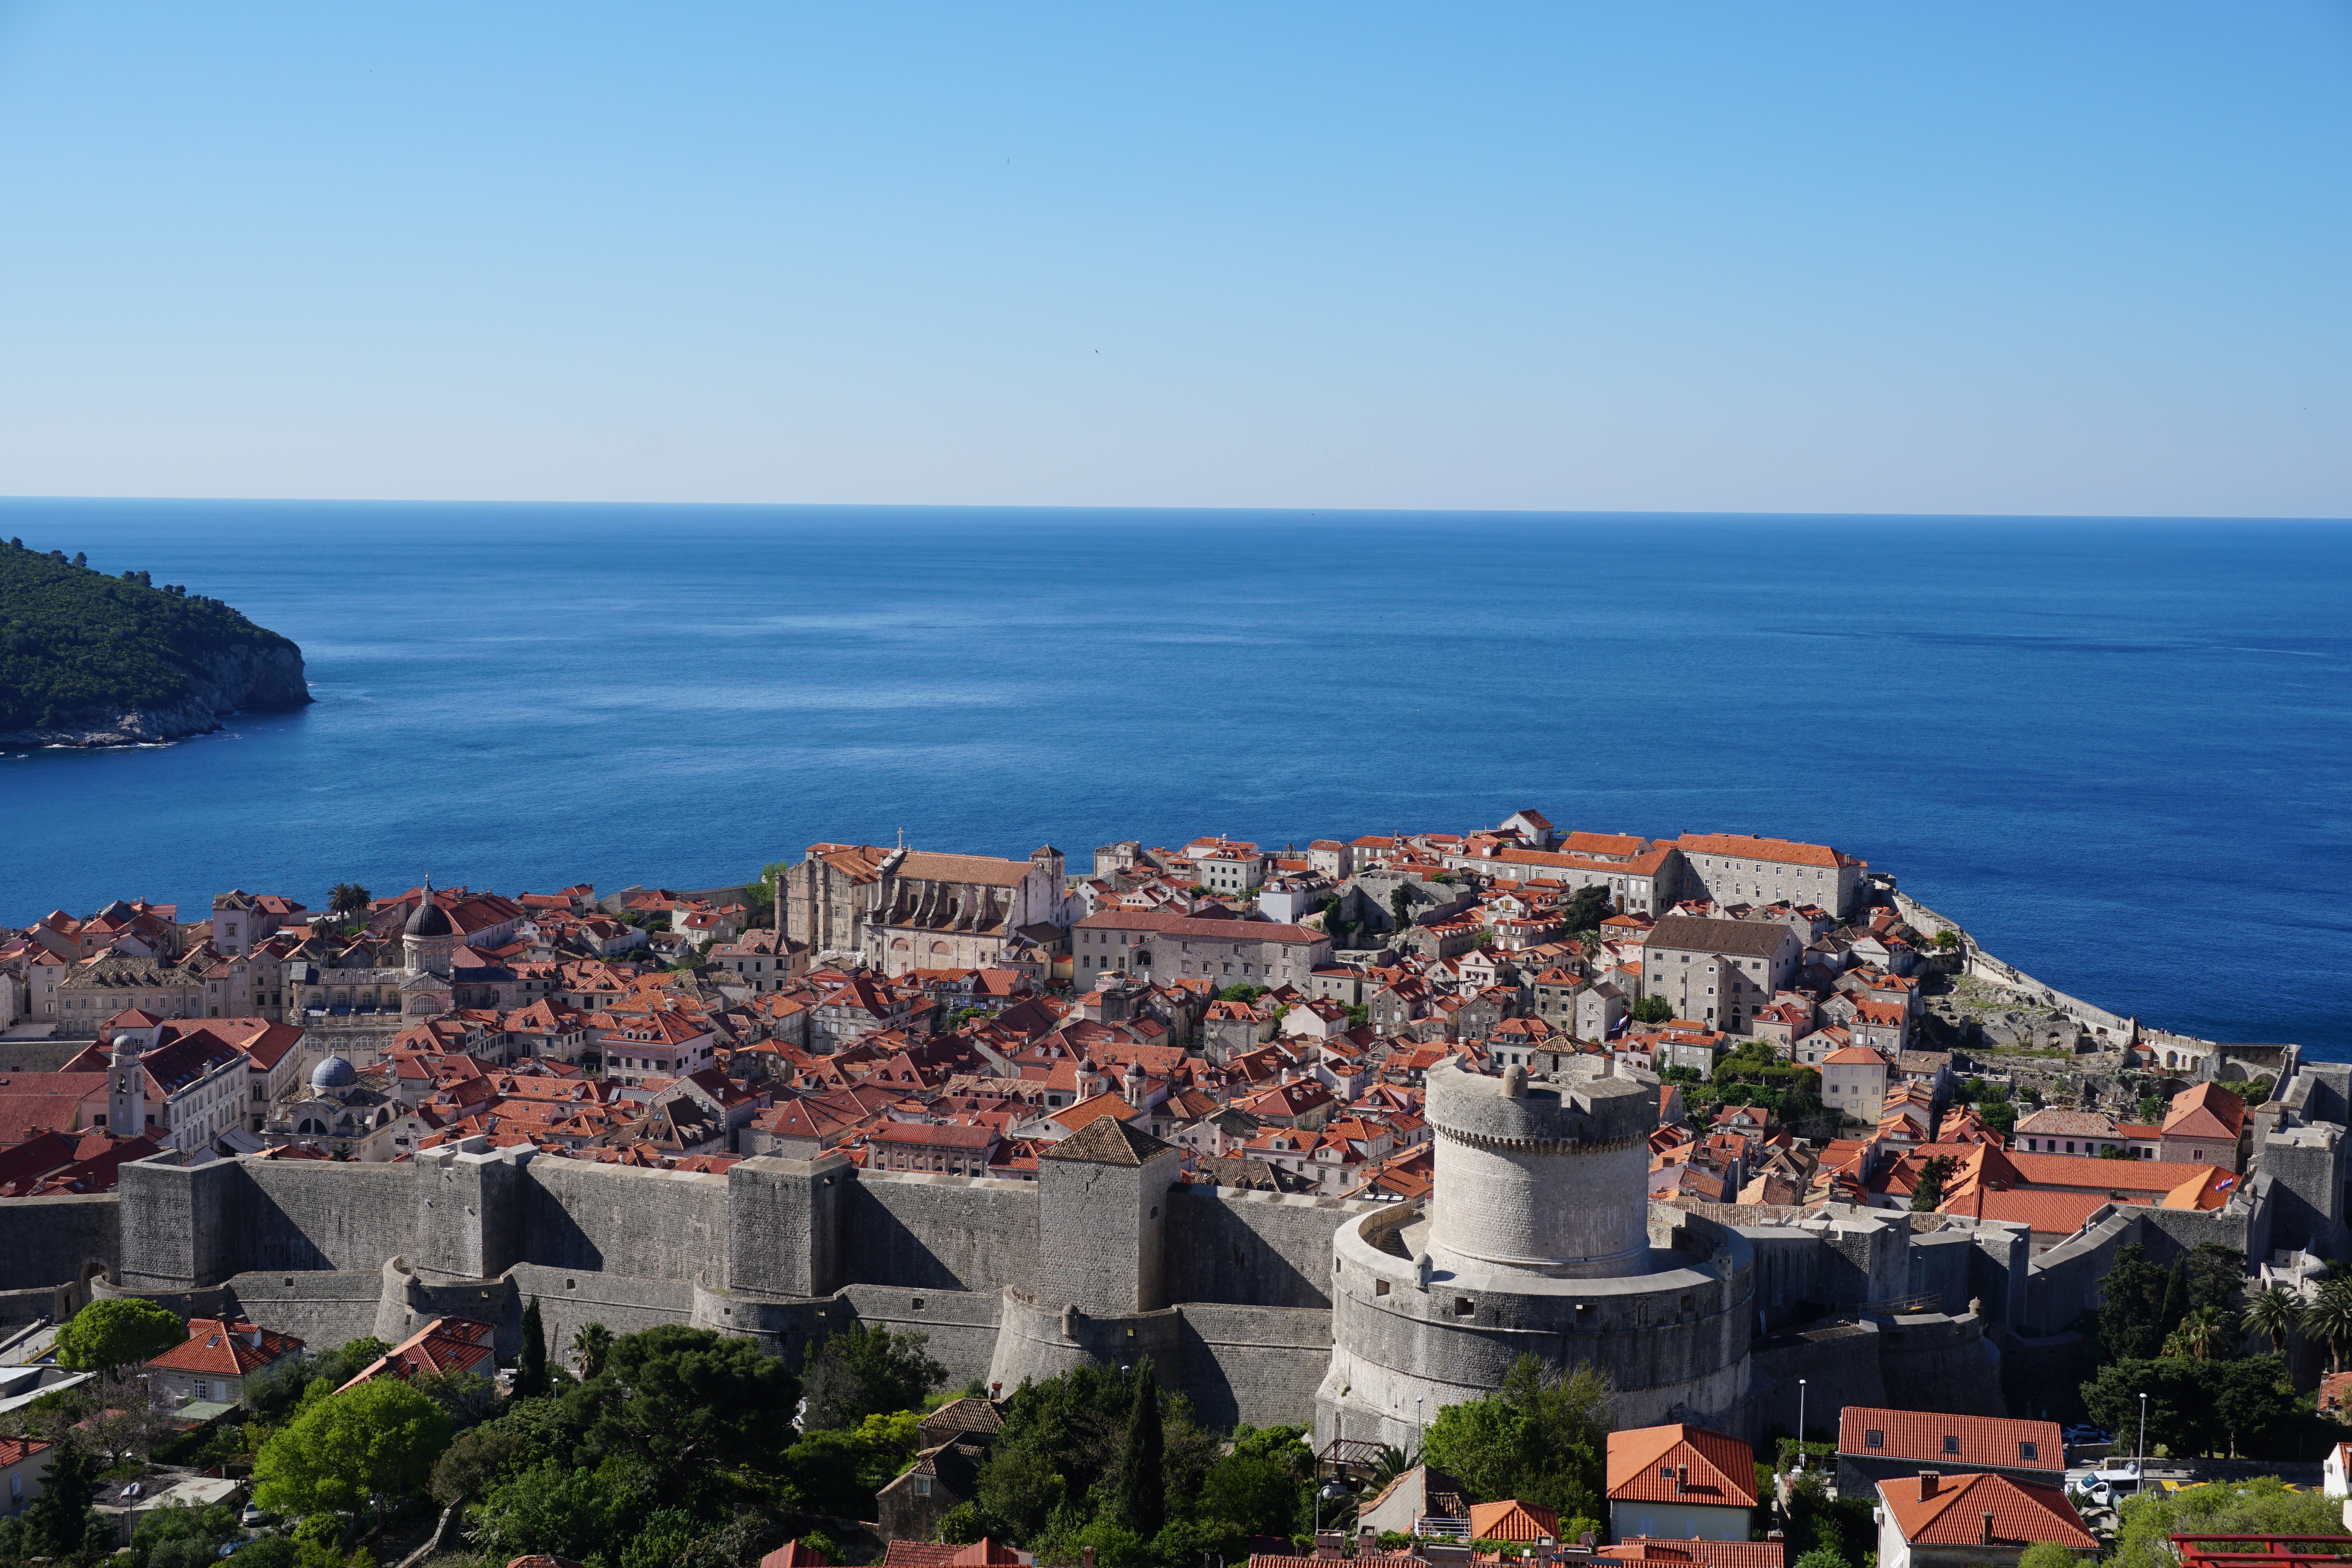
[0,537,306,732]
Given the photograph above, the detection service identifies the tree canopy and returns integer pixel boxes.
[0,539,302,731]
[54,1298,186,1378]
[253,1378,453,1517]
[566,1324,800,1473]
[1422,1355,1611,1529]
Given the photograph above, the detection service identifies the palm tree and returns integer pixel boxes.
[1367,1443,1420,1494]
[2300,1280,2352,1372]
[2243,1285,2298,1356]
[570,1321,614,1379]
[328,882,372,920]
[2164,1305,2232,1363]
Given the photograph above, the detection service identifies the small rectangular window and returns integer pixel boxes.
[1942,1435,1960,1455]
[1865,1430,1883,1449]
[2019,1442,2038,1461]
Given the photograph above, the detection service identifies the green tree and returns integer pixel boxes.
[1792,1549,1847,1568]
[1562,885,1612,934]
[428,1421,531,1506]
[2241,1285,2297,1355]
[1978,1098,2017,1137]
[1118,1362,1165,1538]
[2017,1543,2076,1568]
[2300,1278,2352,1372]
[326,884,371,920]
[2098,1245,2172,1362]
[569,1321,614,1380]
[16,1437,106,1562]
[2110,1477,2349,1568]
[54,1297,185,1379]
[516,1298,549,1398]
[2207,1356,2300,1457]
[566,1325,800,1473]
[1909,1154,1959,1212]
[2186,1244,2250,1315]
[2163,1305,2233,1363]
[131,1502,241,1568]
[253,1378,453,1519]
[2158,1258,2190,1338]
[1631,995,1674,1024]
[800,1323,948,1431]
[787,1410,924,1519]
[1388,886,1414,930]
[1194,1426,1312,1554]
[1422,1355,1611,1519]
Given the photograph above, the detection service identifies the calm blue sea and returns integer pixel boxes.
[1,500,2345,1053]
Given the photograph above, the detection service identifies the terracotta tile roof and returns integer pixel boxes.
[1606,1425,1757,1506]
[1822,1045,1888,1066]
[336,1317,497,1392]
[145,1318,304,1375]
[1875,1471,2093,1549]
[758,1545,830,1568]
[879,1542,1028,1567]
[1469,1500,1561,1542]
[1677,833,1858,870]
[1598,1542,1785,1568]
[2163,1082,2246,1141]
[0,1436,54,1468]
[1838,1407,2062,1473]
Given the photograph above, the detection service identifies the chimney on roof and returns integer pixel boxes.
[1917,1472,1939,1500]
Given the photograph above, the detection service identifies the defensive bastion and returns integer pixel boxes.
[9,1058,2351,1436]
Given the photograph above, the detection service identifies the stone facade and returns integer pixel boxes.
[786,844,1069,975]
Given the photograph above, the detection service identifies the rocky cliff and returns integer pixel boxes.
[0,541,314,747]
[3,640,312,747]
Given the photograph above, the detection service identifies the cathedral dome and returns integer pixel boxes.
[404,894,454,938]
[310,1054,359,1092]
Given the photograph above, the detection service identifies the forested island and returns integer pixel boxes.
[0,537,311,747]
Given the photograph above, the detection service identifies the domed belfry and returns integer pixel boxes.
[402,875,457,979]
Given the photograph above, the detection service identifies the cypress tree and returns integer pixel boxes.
[1119,1358,1165,1539]
[517,1296,548,1396]
[23,1439,98,1559]
[2158,1259,2189,1340]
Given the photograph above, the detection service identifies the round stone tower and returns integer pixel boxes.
[1317,1056,1754,1446]
[1425,1059,1656,1279]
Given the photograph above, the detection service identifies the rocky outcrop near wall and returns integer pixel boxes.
[1892,890,2136,1045]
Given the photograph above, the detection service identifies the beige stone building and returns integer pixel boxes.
[1641,916,1803,1034]
[1675,833,1867,918]
[785,843,1070,975]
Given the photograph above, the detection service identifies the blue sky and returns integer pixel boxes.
[0,2,2344,514]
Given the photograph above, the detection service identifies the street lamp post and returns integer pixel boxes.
[2137,1392,2149,1494]
[1317,1480,1350,1540]
[1796,1379,1808,1470]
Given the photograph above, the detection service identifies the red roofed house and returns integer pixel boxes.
[1598,1542,1786,1568]
[1606,1425,1758,1543]
[1821,1046,1890,1125]
[2161,1083,2247,1171]
[1469,1500,1562,1544]
[335,1317,496,1393]
[0,1435,55,1515]
[1675,834,1866,918]
[142,1317,305,1406]
[1873,1470,2093,1568]
[1836,1408,2063,1500]
[878,1541,1031,1567]
[757,1544,830,1568]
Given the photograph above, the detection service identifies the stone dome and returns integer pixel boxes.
[404,895,453,938]
[310,1054,359,1092]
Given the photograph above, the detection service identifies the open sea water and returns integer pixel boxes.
[0,500,2344,1054]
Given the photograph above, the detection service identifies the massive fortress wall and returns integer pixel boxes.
[83,1138,1376,1430]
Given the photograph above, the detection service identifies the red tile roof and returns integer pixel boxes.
[1606,1425,1758,1506]
[145,1318,303,1376]
[1599,1542,1786,1568]
[1838,1407,2062,1473]
[1875,1471,2093,1549]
